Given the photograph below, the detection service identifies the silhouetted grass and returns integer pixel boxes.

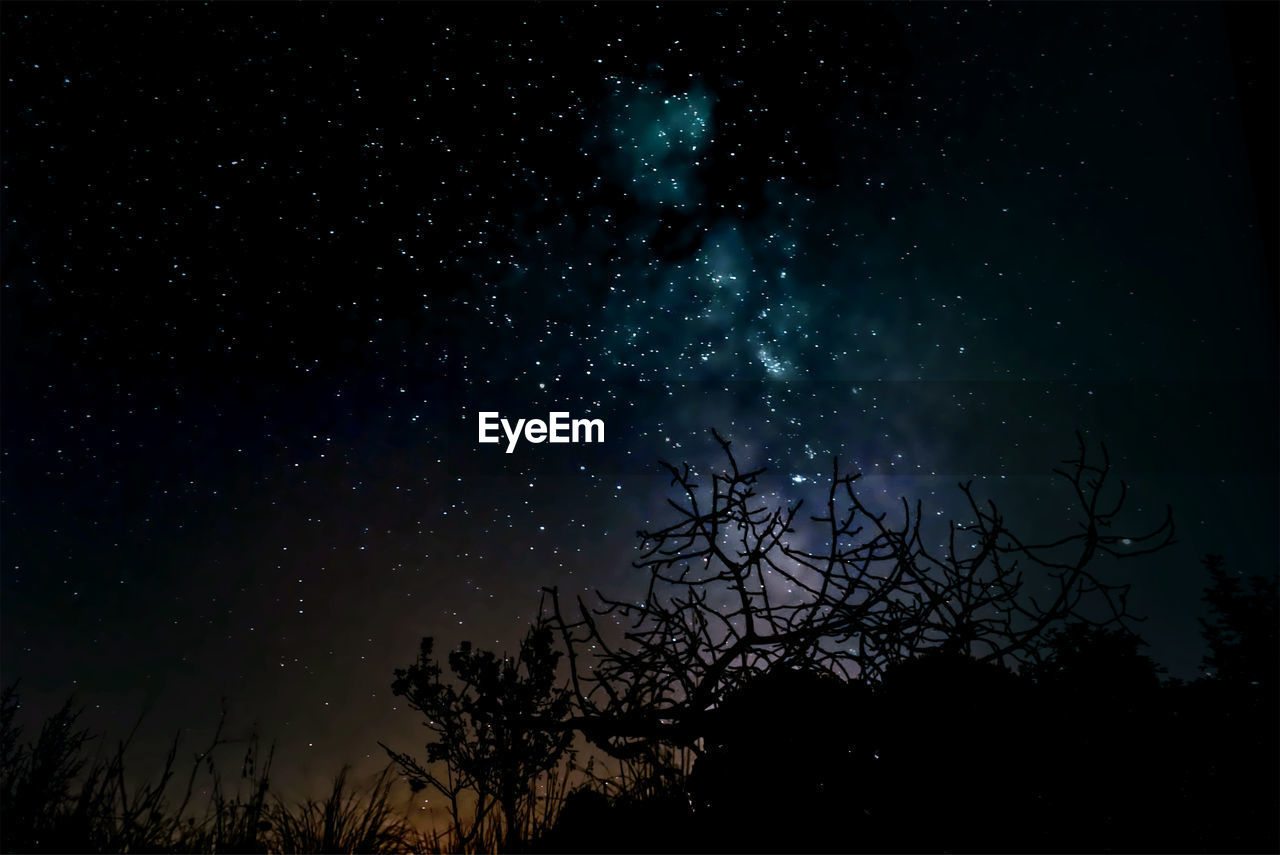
[0,683,426,854]
[269,765,418,853]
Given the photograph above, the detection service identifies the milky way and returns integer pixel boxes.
[3,3,1275,798]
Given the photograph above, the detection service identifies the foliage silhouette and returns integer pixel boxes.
[522,433,1274,851]
[5,434,1277,853]
[0,684,425,853]
[383,623,574,852]
[1198,553,1278,689]
[540,430,1173,760]
[687,666,872,850]
[269,764,416,853]
[0,685,278,852]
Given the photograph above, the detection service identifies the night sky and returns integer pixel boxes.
[3,2,1276,801]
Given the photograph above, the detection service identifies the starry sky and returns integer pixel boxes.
[3,3,1276,798]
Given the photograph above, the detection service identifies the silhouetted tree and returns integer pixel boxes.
[1180,554,1280,851]
[687,666,872,850]
[383,623,573,852]
[1031,621,1164,696]
[870,651,1038,850]
[1198,553,1278,688]
[1023,625,1172,850]
[542,430,1173,760]
[391,432,1195,851]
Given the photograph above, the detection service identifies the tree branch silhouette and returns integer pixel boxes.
[541,429,1173,759]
